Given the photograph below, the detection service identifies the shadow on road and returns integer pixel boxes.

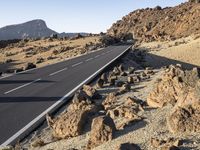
[0,79,55,85]
[0,96,64,103]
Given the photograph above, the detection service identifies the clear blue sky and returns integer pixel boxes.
[0,0,187,33]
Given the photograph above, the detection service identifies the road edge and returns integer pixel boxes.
[1,45,132,146]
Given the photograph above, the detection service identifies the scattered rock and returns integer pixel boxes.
[116,81,125,87]
[100,73,108,83]
[151,137,182,149]
[14,68,24,73]
[127,67,135,74]
[24,63,36,70]
[108,75,117,86]
[127,76,134,84]
[117,143,141,150]
[120,71,128,76]
[118,83,131,94]
[82,85,101,99]
[96,78,104,88]
[102,93,118,110]
[31,138,45,148]
[86,115,116,149]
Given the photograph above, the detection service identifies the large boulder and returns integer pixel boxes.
[86,115,116,149]
[167,102,200,133]
[46,109,89,139]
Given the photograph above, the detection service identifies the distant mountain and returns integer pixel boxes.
[0,19,57,40]
[0,19,89,41]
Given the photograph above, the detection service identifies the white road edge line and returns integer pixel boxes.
[72,62,83,67]
[49,68,67,76]
[85,58,93,62]
[0,45,131,146]
[4,78,41,95]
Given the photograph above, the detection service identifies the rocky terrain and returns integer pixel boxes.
[8,34,198,150]
[0,1,200,150]
[107,1,200,43]
[0,35,103,76]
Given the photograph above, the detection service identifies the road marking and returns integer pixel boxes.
[4,78,41,95]
[72,62,83,67]
[0,46,131,146]
[101,53,106,55]
[85,58,93,62]
[0,47,107,80]
[49,68,67,76]
[94,55,100,58]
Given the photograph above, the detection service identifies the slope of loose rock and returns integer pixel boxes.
[107,2,200,43]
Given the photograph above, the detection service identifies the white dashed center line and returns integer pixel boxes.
[72,62,83,67]
[85,58,93,62]
[4,78,41,95]
[49,68,68,76]
[95,55,100,58]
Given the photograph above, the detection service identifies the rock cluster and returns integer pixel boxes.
[150,137,182,150]
[147,65,200,133]
[46,85,101,139]
[104,94,143,130]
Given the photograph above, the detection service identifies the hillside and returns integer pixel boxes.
[0,20,57,40]
[107,1,200,42]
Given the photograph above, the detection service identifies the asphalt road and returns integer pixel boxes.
[0,45,131,146]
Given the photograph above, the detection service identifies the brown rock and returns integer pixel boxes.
[113,67,121,75]
[96,78,104,88]
[147,65,200,108]
[108,75,117,86]
[107,104,141,130]
[117,143,141,150]
[161,145,180,150]
[167,102,200,133]
[86,115,116,149]
[128,67,135,74]
[46,109,89,139]
[102,93,117,110]
[100,73,107,83]
[127,76,134,84]
[82,85,101,99]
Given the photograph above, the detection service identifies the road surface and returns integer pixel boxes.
[0,45,131,146]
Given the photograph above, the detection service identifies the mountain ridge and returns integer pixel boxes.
[0,19,89,41]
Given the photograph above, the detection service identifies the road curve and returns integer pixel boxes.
[0,45,131,146]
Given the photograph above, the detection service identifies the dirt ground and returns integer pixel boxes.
[139,35,200,69]
[0,36,100,73]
